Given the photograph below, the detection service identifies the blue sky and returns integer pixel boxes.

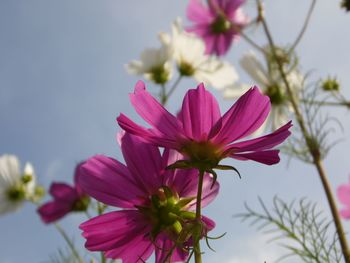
[1,1,350,262]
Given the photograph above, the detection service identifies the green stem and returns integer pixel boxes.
[54,223,84,263]
[255,0,350,261]
[289,0,317,54]
[163,75,182,105]
[96,202,107,263]
[160,84,167,105]
[301,99,350,108]
[194,170,204,263]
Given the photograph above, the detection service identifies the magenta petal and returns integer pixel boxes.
[186,0,214,23]
[79,155,145,208]
[213,86,270,145]
[216,33,231,56]
[117,114,180,149]
[201,215,216,231]
[187,24,212,38]
[49,183,77,202]
[74,162,86,196]
[120,133,163,194]
[80,210,153,262]
[337,185,350,205]
[185,172,220,209]
[203,35,217,55]
[180,83,221,140]
[129,81,183,139]
[340,209,350,219]
[227,121,292,152]
[167,169,199,199]
[155,234,188,263]
[167,168,219,209]
[226,0,246,16]
[200,173,220,207]
[104,234,154,263]
[231,150,280,165]
[37,201,72,224]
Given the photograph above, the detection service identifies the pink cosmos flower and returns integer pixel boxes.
[186,0,249,56]
[117,81,292,178]
[337,178,350,219]
[37,163,89,224]
[79,133,218,262]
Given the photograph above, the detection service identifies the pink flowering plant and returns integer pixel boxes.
[186,0,249,56]
[79,132,218,262]
[2,0,350,263]
[38,163,90,224]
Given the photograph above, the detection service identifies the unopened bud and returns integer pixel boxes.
[341,0,350,11]
[321,77,340,92]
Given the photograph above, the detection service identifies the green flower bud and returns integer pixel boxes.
[34,185,45,200]
[21,174,33,184]
[341,0,350,12]
[321,77,340,92]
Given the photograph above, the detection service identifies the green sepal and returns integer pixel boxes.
[215,164,241,178]
[166,160,192,170]
[172,220,183,235]
[177,197,195,208]
[179,211,196,220]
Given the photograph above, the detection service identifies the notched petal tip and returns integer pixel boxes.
[134,80,146,93]
[196,82,206,91]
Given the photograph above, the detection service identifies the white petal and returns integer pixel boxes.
[271,106,290,131]
[287,70,304,91]
[194,60,239,89]
[0,197,22,215]
[158,32,171,46]
[24,162,35,177]
[24,162,36,196]
[223,83,251,98]
[166,18,206,66]
[240,52,270,87]
[125,60,145,75]
[0,154,21,189]
[140,48,167,68]
[125,45,173,77]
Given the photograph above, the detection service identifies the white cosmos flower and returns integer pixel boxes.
[159,18,238,89]
[125,44,173,85]
[224,51,304,131]
[0,155,36,215]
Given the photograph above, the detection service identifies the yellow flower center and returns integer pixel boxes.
[180,141,224,170]
[211,16,231,34]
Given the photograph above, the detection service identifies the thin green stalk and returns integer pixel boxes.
[160,84,167,105]
[289,0,317,54]
[54,223,84,263]
[194,170,205,263]
[255,0,350,261]
[163,75,182,105]
[301,99,350,108]
[97,202,106,263]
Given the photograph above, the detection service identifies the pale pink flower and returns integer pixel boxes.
[79,133,218,262]
[337,178,350,219]
[37,163,89,224]
[186,0,249,56]
[117,81,292,176]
